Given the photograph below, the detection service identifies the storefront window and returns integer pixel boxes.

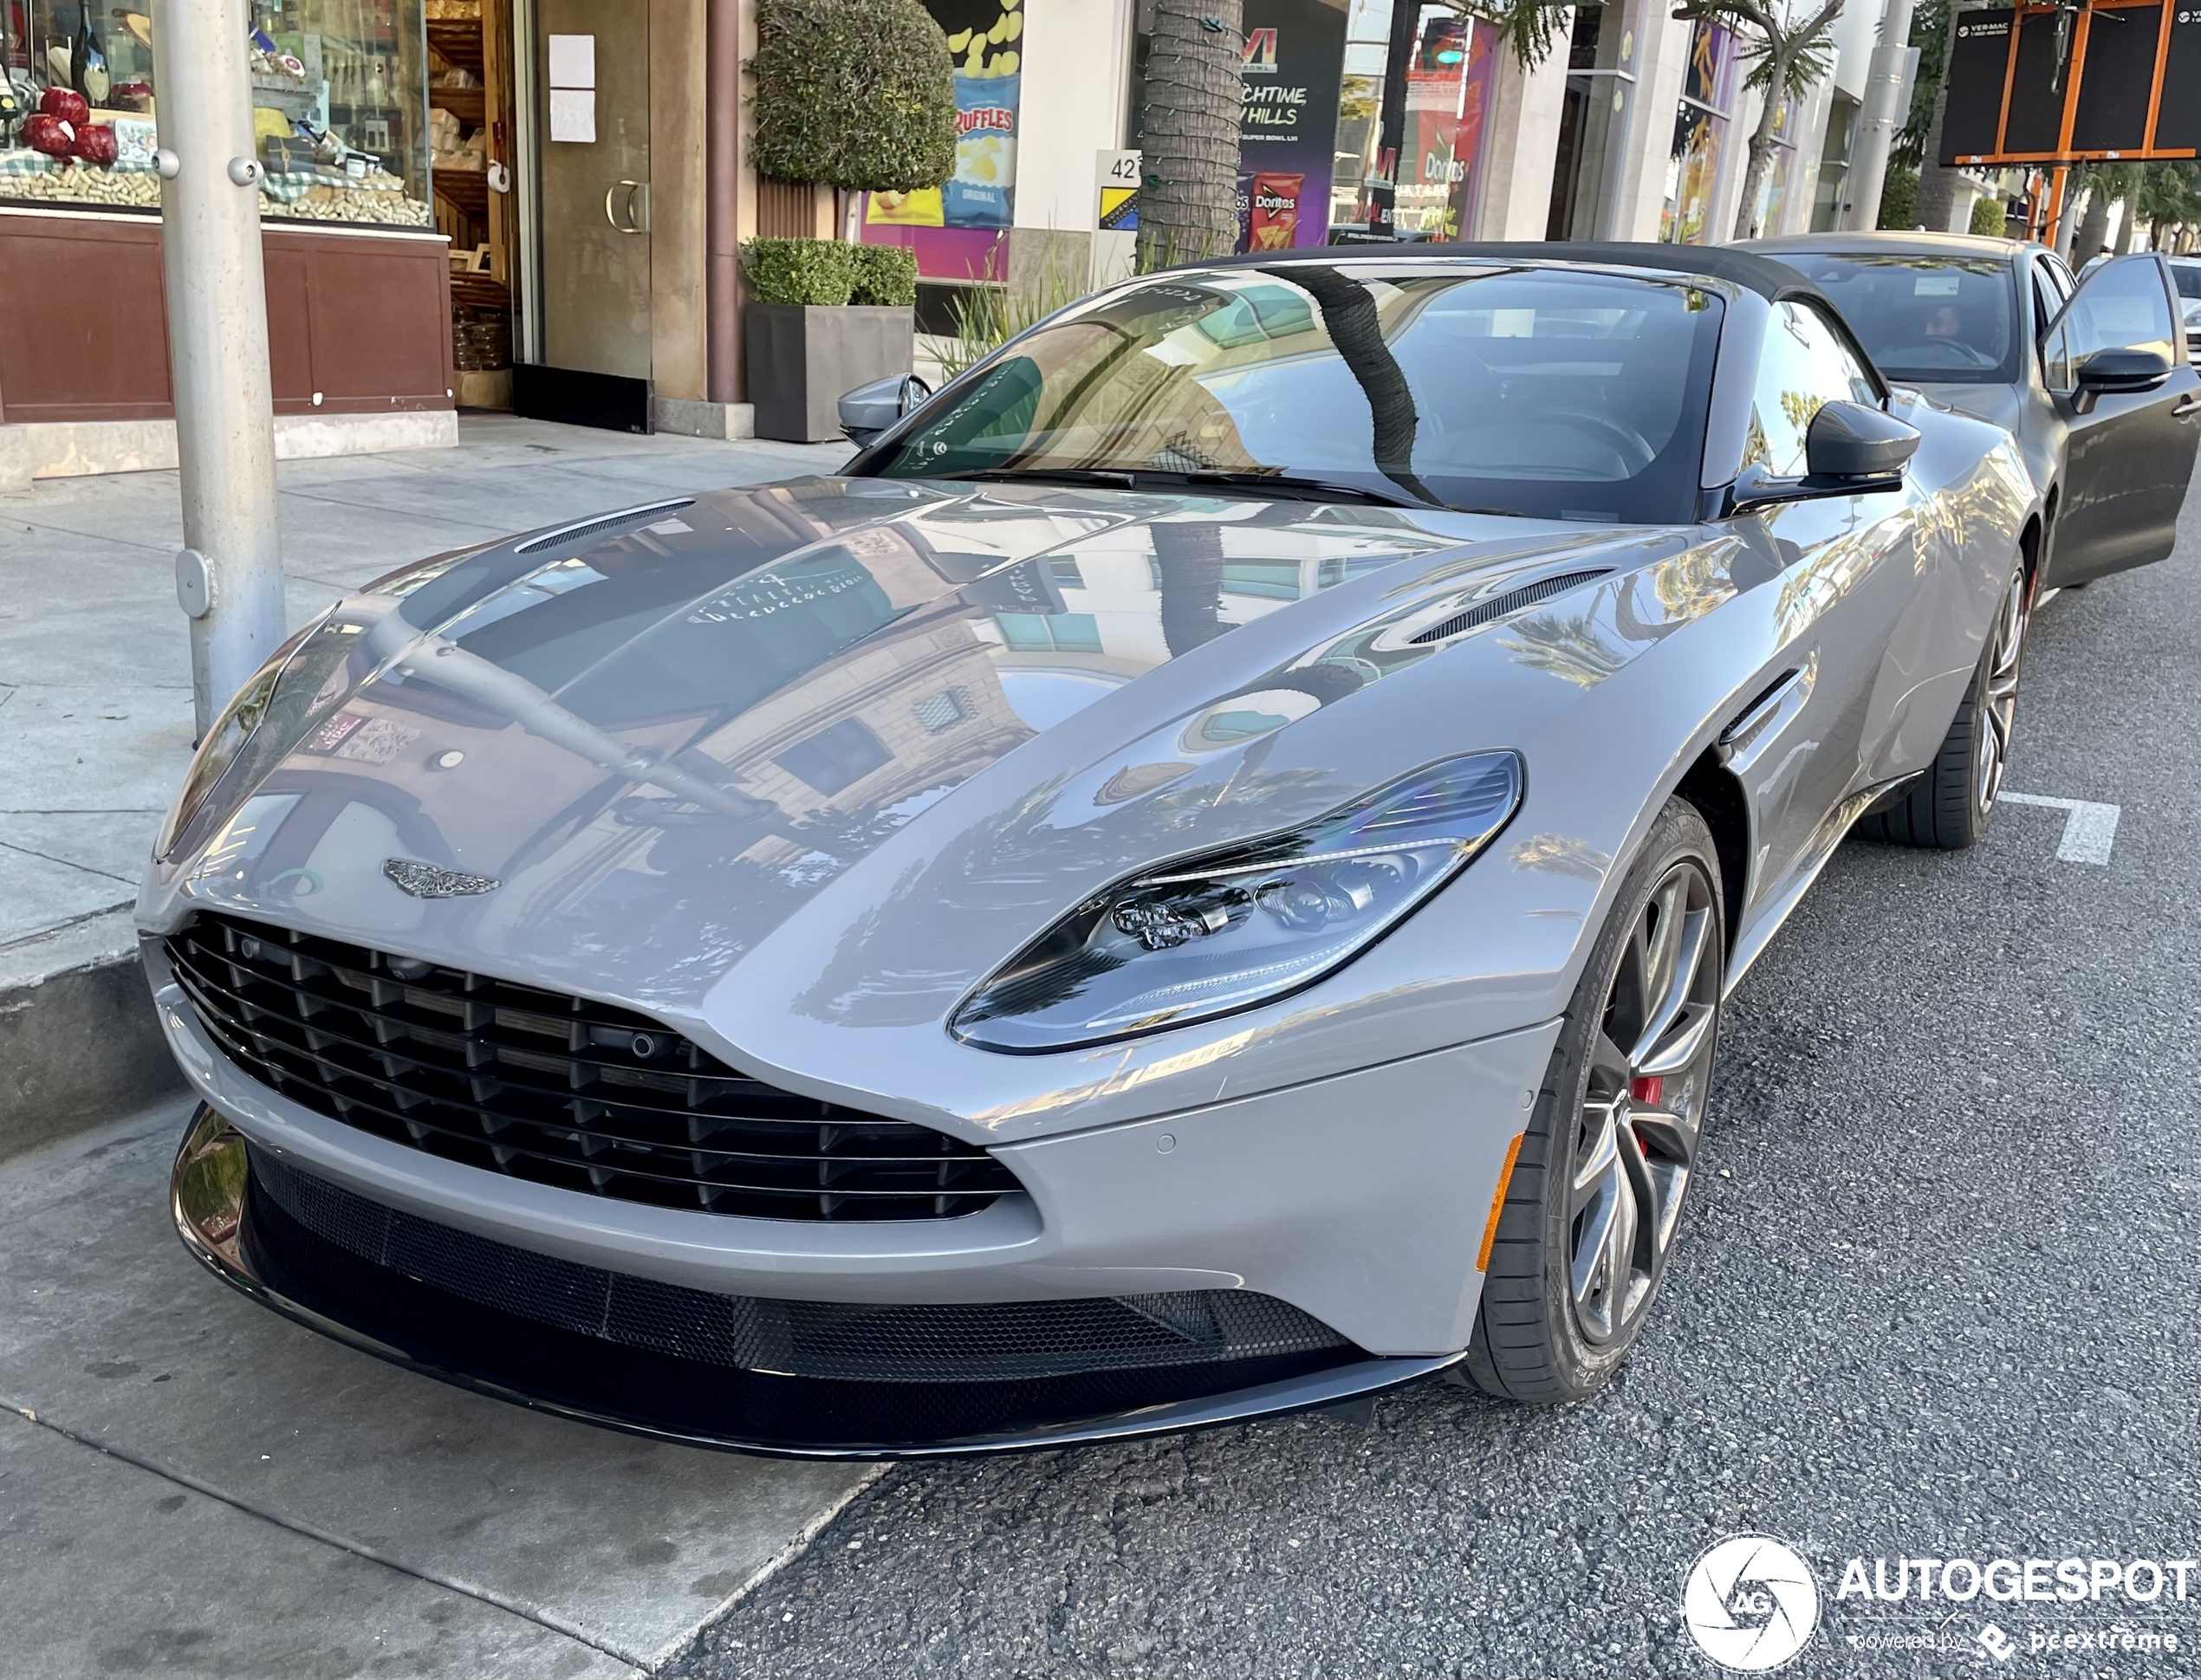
[1547,0,1639,240]
[1809,93,1854,231]
[1393,10,1491,237]
[1325,0,1490,242]
[1753,94,1802,236]
[0,2,431,228]
[1659,19,1735,244]
[1328,0,1391,230]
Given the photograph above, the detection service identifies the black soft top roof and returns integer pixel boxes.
[1184,240,1821,303]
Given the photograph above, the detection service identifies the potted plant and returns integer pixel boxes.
[743,0,954,442]
[743,240,920,442]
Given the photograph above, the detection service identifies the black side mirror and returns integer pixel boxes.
[1730,400,1920,514]
[2074,347,2171,398]
[1804,399,1922,479]
[839,373,933,445]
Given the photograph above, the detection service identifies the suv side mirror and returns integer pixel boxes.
[2073,347,2171,405]
[840,373,932,445]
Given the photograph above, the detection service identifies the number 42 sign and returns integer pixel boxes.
[1095,149,1140,230]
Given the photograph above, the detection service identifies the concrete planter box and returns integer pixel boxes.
[745,304,915,443]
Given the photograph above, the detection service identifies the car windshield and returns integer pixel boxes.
[2172,263,2201,302]
[1777,254,2018,384]
[863,265,1724,524]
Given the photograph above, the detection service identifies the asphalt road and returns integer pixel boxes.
[669,483,2199,1680]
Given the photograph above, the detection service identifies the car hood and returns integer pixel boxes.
[146,476,1698,1023]
[1905,379,2022,435]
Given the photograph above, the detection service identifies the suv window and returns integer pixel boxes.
[1747,301,1880,477]
[2030,266,2060,334]
[2041,258,2178,392]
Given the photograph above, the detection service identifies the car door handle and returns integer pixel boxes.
[2174,393,2201,419]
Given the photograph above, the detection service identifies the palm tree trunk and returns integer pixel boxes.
[1152,520,1228,656]
[2074,183,2111,263]
[1138,0,1245,269]
[1913,2,1965,231]
[1289,266,1437,504]
[2053,174,2080,257]
[1731,73,1789,241]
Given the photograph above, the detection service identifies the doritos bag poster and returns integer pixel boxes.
[1236,0,1347,250]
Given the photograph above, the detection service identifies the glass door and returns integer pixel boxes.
[1547,0,1639,241]
[517,0,653,427]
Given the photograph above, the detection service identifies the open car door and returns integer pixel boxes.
[2039,253,2201,588]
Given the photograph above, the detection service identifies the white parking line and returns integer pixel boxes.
[2000,793,2121,865]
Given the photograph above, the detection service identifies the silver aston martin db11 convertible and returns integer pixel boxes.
[153,244,2042,1455]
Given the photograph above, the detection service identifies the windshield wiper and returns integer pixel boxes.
[933,464,1432,511]
[943,466,1139,490]
[1159,470,1430,509]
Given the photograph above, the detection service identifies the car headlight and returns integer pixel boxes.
[157,611,349,859]
[951,751,1523,1053]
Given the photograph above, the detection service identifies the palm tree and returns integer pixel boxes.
[1137,0,1245,269]
[1911,0,1971,232]
[1464,0,1842,241]
[1668,0,1847,240]
[2073,162,2141,264]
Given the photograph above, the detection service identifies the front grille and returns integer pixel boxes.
[167,912,1022,1222]
[251,1150,1349,1384]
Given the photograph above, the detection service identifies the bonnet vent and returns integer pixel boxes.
[1408,568,1611,645]
[514,499,695,556]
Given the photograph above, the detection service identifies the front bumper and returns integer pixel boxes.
[153,929,1562,1453]
[172,1107,1464,1456]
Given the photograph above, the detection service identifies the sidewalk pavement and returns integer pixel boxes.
[0,420,882,1678]
[0,418,854,1155]
[1,1103,877,1678]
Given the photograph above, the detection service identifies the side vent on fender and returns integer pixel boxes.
[1408,569,1612,645]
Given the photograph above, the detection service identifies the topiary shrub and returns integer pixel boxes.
[750,0,956,192]
[743,237,856,306]
[1970,195,2010,237]
[1878,168,1919,230]
[849,244,919,307]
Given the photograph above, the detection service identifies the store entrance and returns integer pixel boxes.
[515,0,653,431]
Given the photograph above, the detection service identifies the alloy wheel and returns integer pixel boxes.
[1568,859,1721,1346]
[1975,570,2029,814]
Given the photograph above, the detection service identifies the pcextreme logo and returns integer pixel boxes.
[1682,1534,1823,1671]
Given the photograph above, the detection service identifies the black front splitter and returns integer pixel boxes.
[171,1106,1464,1459]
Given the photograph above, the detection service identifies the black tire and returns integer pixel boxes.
[1463,798,1724,1404]
[1857,564,2029,851]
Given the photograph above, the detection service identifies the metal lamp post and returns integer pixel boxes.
[1837,0,1920,232]
[152,0,286,736]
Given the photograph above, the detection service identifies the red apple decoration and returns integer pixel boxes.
[73,124,119,167]
[23,113,76,156]
[38,88,89,126]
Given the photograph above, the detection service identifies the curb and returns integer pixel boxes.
[0,906,183,1164]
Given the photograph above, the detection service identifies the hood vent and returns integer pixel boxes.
[514,499,695,556]
[1408,568,1611,645]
